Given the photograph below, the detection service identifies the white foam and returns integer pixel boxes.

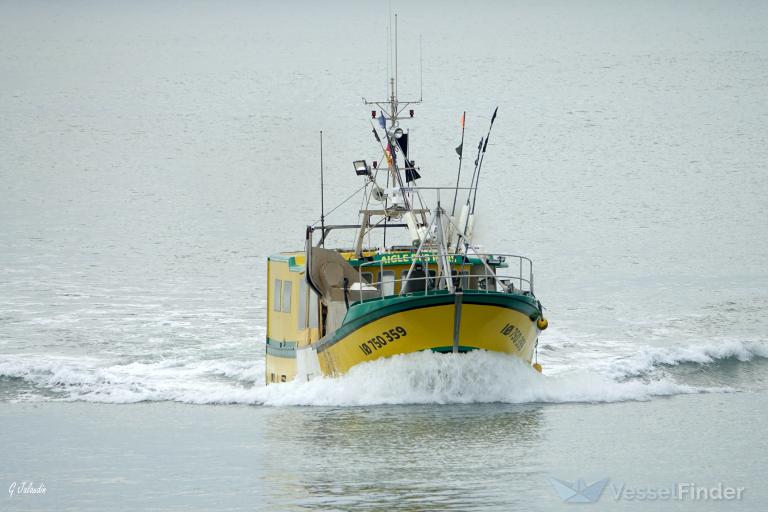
[0,354,265,404]
[598,339,768,379]
[253,350,725,407]
[0,349,735,406]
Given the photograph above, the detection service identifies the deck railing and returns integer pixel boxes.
[354,253,534,303]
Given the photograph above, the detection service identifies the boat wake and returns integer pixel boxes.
[253,350,728,407]
[2,339,764,406]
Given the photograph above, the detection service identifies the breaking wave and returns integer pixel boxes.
[594,339,768,379]
[3,339,762,406]
[0,355,265,404]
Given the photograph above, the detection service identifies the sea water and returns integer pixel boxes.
[1,0,767,510]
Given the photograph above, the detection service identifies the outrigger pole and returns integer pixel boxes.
[470,107,498,215]
[452,107,498,252]
[451,111,466,217]
[454,136,484,253]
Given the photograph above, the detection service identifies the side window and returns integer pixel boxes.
[298,279,307,329]
[401,269,437,289]
[282,280,292,313]
[273,279,282,312]
[360,272,373,284]
[381,271,395,296]
[451,270,469,290]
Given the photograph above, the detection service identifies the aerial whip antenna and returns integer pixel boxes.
[319,130,325,246]
[419,34,423,101]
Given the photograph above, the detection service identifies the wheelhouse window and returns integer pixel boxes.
[400,269,437,290]
[282,280,292,313]
[273,279,282,312]
[452,270,469,290]
[380,270,395,296]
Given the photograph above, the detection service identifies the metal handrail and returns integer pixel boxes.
[355,252,534,302]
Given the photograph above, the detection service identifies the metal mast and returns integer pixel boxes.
[356,13,426,256]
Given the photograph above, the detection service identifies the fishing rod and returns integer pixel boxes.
[450,111,467,217]
[470,106,498,215]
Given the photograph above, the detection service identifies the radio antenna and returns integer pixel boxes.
[395,14,398,100]
[319,130,325,246]
[419,34,423,101]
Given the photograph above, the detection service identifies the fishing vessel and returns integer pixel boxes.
[265,30,547,384]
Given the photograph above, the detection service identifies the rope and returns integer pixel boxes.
[311,182,369,227]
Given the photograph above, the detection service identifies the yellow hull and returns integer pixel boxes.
[266,293,541,382]
[317,303,537,376]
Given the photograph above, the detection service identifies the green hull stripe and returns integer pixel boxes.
[266,338,297,358]
[266,347,297,358]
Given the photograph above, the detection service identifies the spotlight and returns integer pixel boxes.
[353,160,371,176]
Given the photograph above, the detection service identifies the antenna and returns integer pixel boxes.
[319,130,325,247]
[395,13,398,101]
[419,34,423,101]
[386,9,391,98]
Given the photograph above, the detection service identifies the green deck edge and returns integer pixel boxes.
[345,290,540,325]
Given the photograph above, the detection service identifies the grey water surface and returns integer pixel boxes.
[1,1,767,510]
